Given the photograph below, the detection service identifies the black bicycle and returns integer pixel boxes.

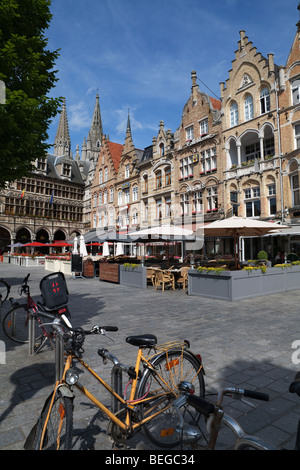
[0,278,10,306]
[2,273,71,354]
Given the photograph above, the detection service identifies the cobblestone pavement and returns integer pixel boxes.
[0,263,300,451]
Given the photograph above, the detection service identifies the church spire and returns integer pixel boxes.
[88,92,103,145]
[54,98,71,158]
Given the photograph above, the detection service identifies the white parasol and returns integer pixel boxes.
[79,235,88,257]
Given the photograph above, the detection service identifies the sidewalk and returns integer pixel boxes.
[0,263,299,450]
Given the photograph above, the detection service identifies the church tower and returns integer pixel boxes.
[83,92,103,163]
[53,98,72,158]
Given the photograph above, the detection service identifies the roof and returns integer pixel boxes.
[210,97,221,110]
[106,141,123,173]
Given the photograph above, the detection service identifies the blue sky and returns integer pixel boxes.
[46,0,299,154]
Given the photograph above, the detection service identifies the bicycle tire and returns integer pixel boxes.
[35,390,73,450]
[137,349,205,448]
[2,306,55,349]
[0,279,10,303]
[2,304,30,343]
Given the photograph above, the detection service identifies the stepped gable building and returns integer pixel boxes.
[91,135,123,230]
[115,113,144,231]
[280,8,300,225]
[173,70,222,232]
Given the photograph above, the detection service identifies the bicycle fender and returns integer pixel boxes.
[187,350,206,375]
[58,384,74,398]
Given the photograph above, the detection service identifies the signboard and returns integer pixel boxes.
[71,254,83,273]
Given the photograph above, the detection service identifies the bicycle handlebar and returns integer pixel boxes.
[32,308,118,336]
[183,386,269,418]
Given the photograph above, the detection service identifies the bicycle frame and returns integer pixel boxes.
[40,343,203,449]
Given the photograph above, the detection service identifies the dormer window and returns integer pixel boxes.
[125,164,130,178]
[36,157,47,172]
[62,163,71,178]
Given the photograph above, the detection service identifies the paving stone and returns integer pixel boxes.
[0,263,300,451]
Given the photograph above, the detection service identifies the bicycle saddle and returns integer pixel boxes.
[126,334,157,347]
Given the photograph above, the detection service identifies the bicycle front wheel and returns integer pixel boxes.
[138,349,205,448]
[36,390,73,450]
[2,305,29,343]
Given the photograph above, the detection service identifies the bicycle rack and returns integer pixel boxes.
[28,313,36,356]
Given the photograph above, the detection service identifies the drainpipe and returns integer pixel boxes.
[274,80,284,223]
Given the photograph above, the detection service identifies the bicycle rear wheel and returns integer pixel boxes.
[138,349,205,448]
[35,389,73,450]
[2,305,29,343]
[0,279,10,303]
[2,306,55,350]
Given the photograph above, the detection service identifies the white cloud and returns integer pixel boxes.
[69,101,91,131]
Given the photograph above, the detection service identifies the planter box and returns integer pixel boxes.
[188,266,300,302]
[99,263,120,283]
[119,265,147,289]
[83,261,95,278]
[45,259,71,275]
[2,255,10,264]
[20,256,46,267]
[10,256,21,265]
[61,261,71,275]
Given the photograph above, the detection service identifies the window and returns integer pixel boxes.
[200,147,217,173]
[93,193,97,207]
[295,124,300,149]
[291,173,300,206]
[118,190,122,206]
[104,167,108,182]
[143,175,148,193]
[165,166,171,185]
[144,200,148,221]
[245,142,260,162]
[230,102,238,127]
[192,190,203,213]
[244,186,261,217]
[268,184,276,215]
[200,119,208,136]
[124,188,130,204]
[103,189,108,204]
[165,197,172,217]
[156,199,162,219]
[206,186,218,212]
[110,187,114,202]
[156,170,162,189]
[125,164,130,178]
[132,211,138,225]
[180,193,189,215]
[99,169,103,184]
[62,163,71,177]
[36,157,47,172]
[264,137,275,157]
[186,125,194,141]
[260,88,270,114]
[244,95,253,121]
[230,191,239,216]
[132,185,138,201]
[292,77,300,105]
[180,157,193,179]
[159,143,165,156]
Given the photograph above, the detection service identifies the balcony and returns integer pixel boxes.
[225,155,279,180]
